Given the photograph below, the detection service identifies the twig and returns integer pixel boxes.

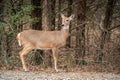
[108,24,120,31]
[71,22,87,31]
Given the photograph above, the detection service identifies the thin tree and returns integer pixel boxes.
[75,0,86,66]
[99,0,117,62]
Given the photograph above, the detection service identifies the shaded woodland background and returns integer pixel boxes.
[0,0,120,73]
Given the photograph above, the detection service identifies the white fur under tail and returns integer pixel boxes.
[17,33,21,46]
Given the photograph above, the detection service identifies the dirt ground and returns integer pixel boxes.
[0,70,120,80]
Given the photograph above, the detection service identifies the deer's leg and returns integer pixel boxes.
[52,48,58,72]
[19,47,31,71]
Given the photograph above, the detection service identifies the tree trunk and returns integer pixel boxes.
[66,0,73,48]
[41,0,53,68]
[75,0,86,66]
[31,0,43,65]
[1,0,22,65]
[99,0,117,62]
[55,0,60,30]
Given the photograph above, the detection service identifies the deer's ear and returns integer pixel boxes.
[70,14,75,20]
[61,13,65,18]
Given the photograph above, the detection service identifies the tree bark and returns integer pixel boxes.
[41,0,53,68]
[99,0,117,62]
[66,0,73,48]
[55,0,60,30]
[75,0,86,66]
[31,0,43,65]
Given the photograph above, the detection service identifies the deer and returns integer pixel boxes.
[17,14,74,72]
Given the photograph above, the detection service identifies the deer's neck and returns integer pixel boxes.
[62,26,69,30]
[61,25,69,32]
[61,26,70,39]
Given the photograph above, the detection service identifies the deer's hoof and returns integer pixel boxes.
[55,69,59,72]
[24,69,29,72]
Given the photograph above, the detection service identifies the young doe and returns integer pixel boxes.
[17,14,74,72]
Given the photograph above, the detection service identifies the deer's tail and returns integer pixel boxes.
[17,33,21,46]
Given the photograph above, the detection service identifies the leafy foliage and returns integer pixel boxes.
[0,22,7,28]
[0,5,39,66]
[0,5,38,31]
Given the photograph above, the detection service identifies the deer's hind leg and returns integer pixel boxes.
[19,47,32,72]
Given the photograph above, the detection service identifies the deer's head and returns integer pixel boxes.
[61,14,74,29]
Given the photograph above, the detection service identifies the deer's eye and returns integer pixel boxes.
[66,20,69,21]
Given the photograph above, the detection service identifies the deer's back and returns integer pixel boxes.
[19,30,67,49]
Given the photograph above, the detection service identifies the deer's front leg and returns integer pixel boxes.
[19,47,31,72]
[52,48,58,72]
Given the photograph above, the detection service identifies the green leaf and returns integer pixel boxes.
[0,22,7,28]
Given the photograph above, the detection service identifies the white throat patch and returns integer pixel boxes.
[62,26,69,29]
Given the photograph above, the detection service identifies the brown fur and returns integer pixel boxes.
[18,29,69,49]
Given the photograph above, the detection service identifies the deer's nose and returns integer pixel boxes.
[61,24,64,26]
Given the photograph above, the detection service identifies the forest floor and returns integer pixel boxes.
[0,70,120,80]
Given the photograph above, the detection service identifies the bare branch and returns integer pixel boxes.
[108,24,120,31]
